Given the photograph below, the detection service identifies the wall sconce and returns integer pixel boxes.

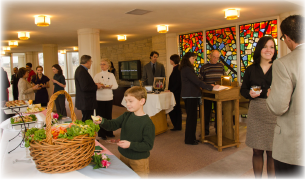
[157,25,168,33]
[60,50,66,54]
[35,15,51,27]
[221,75,232,86]
[2,46,11,51]
[18,32,30,40]
[1,51,5,55]
[73,47,78,51]
[8,41,18,47]
[224,9,240,20]
[117,35,127,41]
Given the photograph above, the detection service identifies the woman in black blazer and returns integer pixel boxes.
[168,54,182,131]
[180,52,219,145]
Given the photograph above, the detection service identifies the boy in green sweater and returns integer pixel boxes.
[94,86,155,178]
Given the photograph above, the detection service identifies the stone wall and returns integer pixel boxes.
[100,35,168,86]
[152,34,167,79]
[100,38,152,86]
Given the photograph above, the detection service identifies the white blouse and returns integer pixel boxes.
[93,70,118,101]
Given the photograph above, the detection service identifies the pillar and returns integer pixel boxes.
[25,52,39,69]
[77,28,101,77]
[42,44,58,101]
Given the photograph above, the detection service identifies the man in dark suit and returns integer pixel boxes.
[75,55,102,121]
[11,67,19,100]
[0,59,10,101]
[142,51,165,86]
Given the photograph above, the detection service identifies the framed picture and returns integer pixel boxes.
[153,77,165,90]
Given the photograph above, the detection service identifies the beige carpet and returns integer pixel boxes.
[64,98,270,179]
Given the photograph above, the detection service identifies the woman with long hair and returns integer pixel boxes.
[31,66,50,106]
[240,36,277,178]
[52,64,67,116]
[180,52,219,145]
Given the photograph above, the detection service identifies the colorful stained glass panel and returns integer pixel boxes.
[179,31,204,74]
[240,19,278,79]
[206,26,237,81]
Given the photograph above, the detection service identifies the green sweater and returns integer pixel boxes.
[100,112,155,160]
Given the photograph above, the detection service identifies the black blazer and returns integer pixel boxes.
[11,74,19,93]
[0,69,10,101]
[142,62,165,85]
[168,65,181,98]
[74,65,97,110]
[180,66,213,98]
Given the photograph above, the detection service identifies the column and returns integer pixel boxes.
[165,33,179,88]
[25,52,39,69]
[42,44,58,101]
[16,53,26,68]
[77,28,101,77]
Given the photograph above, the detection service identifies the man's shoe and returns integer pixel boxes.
[185,141,199,145]
[101,137,107,140]
[170,128,182,131]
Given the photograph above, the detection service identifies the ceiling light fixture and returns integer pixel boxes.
[60,50,66,54]
[1,51,5,55]
[157,25,168,33]
[2,46,11,51]
[224,9,240,20]
[117,35,127,41]
[73,47,78,51]
[8,41,18,47]
[35,15,51,27]
[18,32,30,40]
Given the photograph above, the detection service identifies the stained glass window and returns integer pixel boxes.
[239,19,278,79]
[206,26,237,81]
[179,31,204,74]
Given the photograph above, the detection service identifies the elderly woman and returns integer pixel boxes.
[94,58,118,140]
[18,67,41,101]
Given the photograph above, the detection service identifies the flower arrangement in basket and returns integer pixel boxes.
[24,90,101,174]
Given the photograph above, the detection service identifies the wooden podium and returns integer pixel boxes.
[200,86,240,152]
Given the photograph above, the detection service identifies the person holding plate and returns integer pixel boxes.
[18,67,41,101]
[31,66,50,107]
[240,36,277,178]
[94,58,118,140]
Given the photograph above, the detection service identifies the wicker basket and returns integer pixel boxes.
[29,90,95,174]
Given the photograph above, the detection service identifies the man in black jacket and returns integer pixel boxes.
[75,55,102,121]
[11,67,19,100]
[0,59,10,101]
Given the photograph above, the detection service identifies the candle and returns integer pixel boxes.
[94,109,96,116]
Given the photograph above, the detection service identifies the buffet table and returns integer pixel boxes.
[0,115,140,179]
[121,92,176,135]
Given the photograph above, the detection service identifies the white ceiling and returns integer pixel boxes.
[1,0,304,53]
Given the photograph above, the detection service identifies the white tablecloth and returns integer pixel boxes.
[121,92,176,117]
[0,118,140,179]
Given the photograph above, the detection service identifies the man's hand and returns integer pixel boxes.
[212,85,220,90]
[249,89,260,98]
[117,140,131,149]
[267,88,271,97]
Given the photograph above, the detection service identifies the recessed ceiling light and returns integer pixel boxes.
[126,9,151,15]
